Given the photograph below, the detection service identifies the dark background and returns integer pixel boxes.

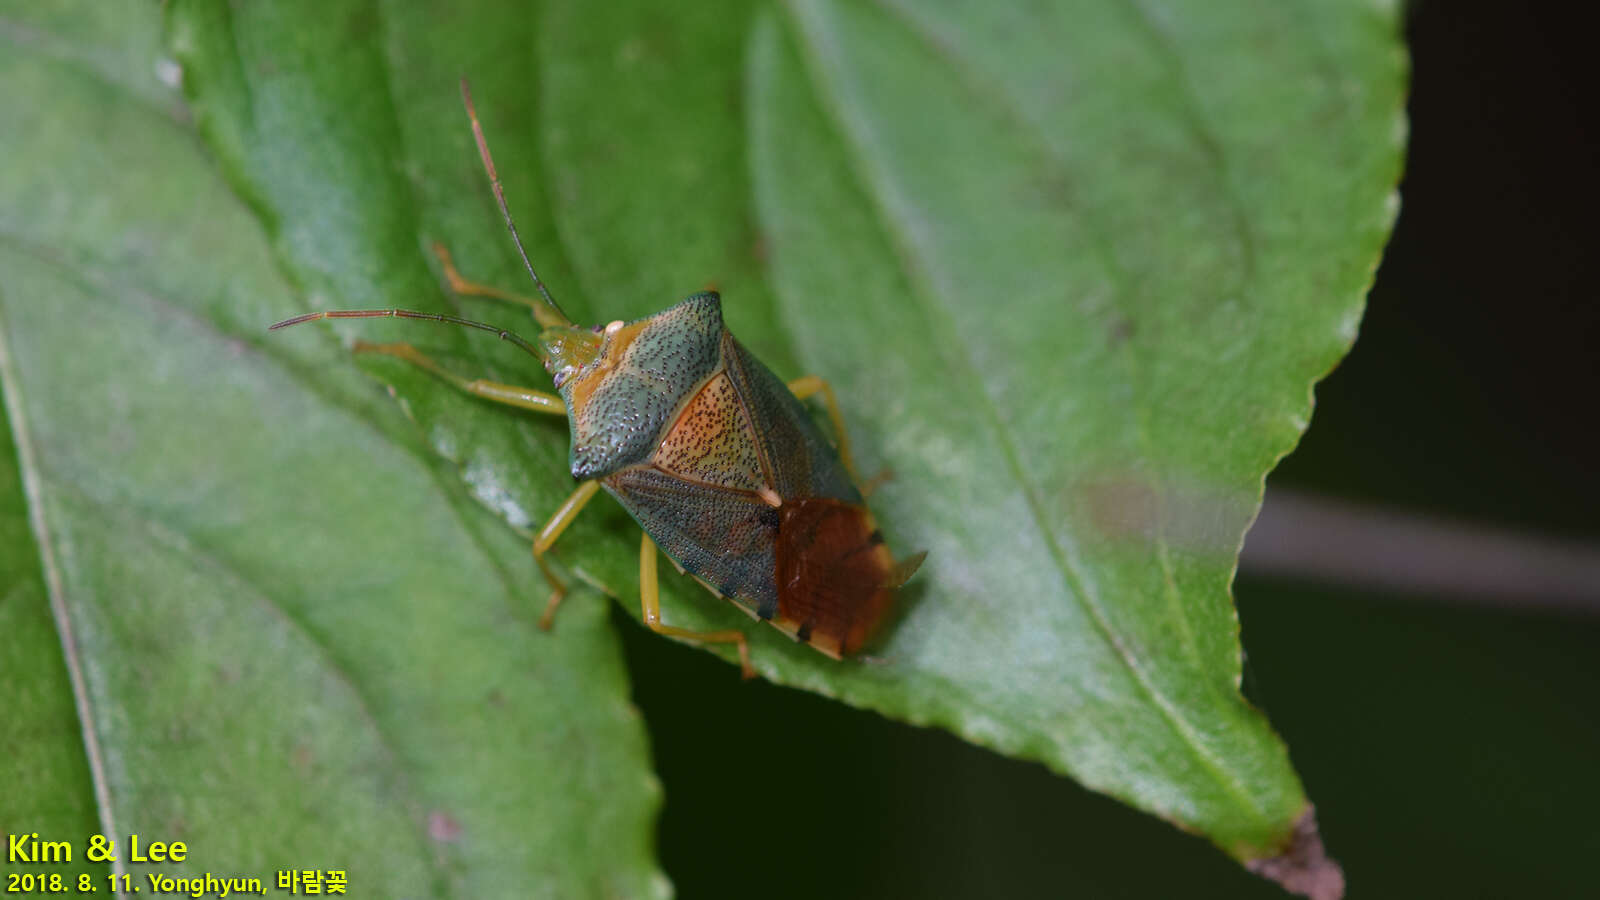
[618,3,1600,897]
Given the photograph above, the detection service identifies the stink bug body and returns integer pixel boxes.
[272,81,924,676]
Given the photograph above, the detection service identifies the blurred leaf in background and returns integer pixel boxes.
[2,0,1404,896]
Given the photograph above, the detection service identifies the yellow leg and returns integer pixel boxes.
[433,243,565,329]
[640,533,755,679]
[353,340,565,414]
[531,480,601,630]
[788,374,868,487]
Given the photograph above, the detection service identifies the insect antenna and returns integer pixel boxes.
[269,308,544,360]
[459,77,572,329]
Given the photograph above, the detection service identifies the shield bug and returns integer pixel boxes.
[271,81,925,677]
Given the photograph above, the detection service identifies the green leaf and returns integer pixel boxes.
[746,2,1402,885]
[0,3,664,897]
[561,0,1401,886]
[4,0,1403,895]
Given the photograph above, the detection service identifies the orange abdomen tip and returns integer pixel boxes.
[772,497,921,658]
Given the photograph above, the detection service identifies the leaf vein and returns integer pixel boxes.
[0,286,124,879]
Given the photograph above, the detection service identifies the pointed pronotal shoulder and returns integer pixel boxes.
[555,292,729,480]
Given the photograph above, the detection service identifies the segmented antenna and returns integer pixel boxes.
[459,78,571,328]
[268,308,543,359]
